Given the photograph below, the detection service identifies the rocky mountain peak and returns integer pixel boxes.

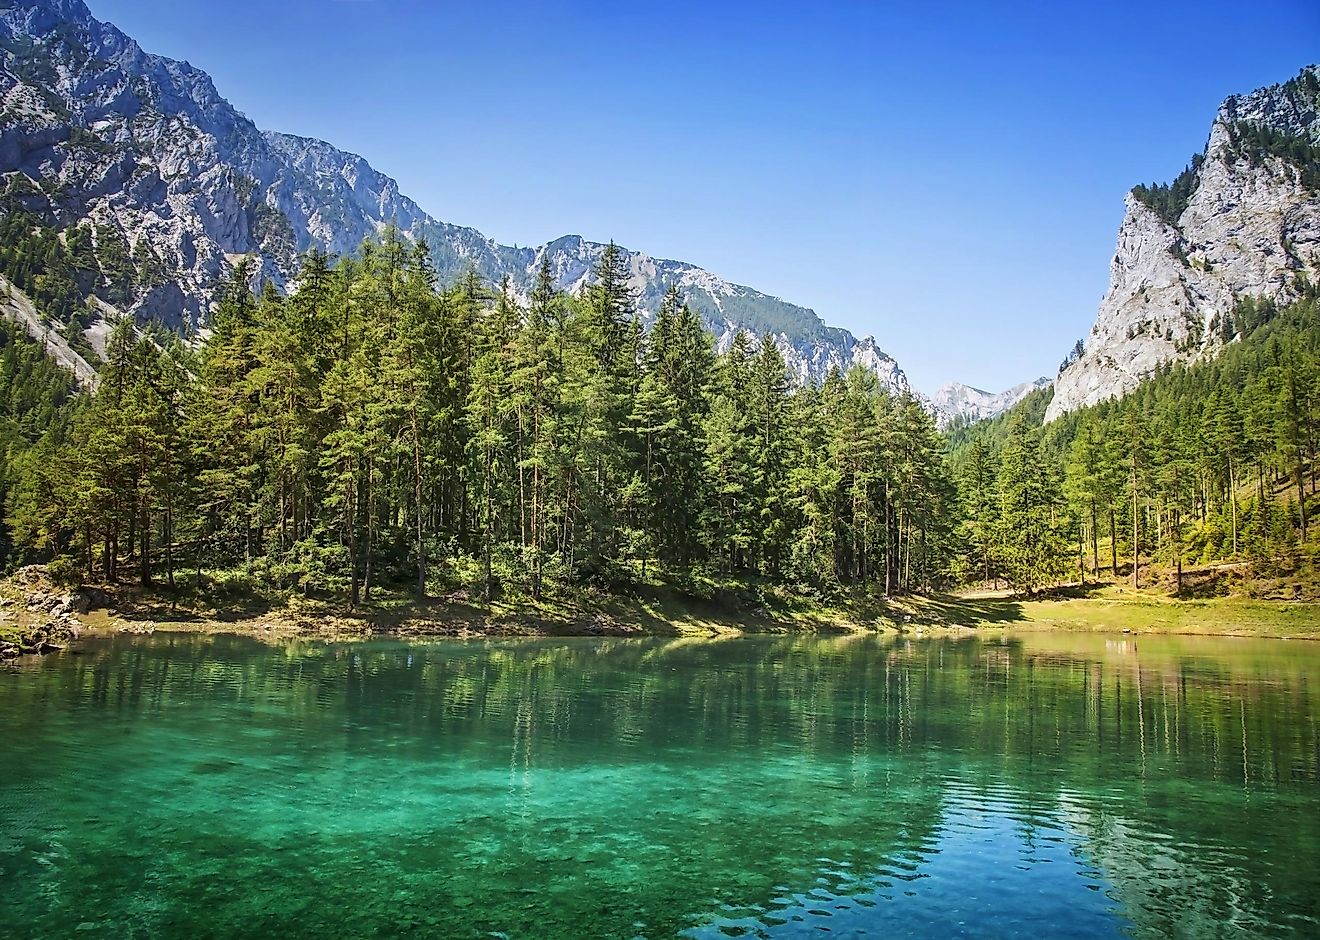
[1218,64,1320,143]
[928,377,1050,429]
[1047,66,1320,422]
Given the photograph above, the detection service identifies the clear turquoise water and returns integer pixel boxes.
[2,631,1318,938]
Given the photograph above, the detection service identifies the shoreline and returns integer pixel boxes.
[5,569,1319,659]
[9,595,1320,659]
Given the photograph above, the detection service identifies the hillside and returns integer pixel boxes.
[951,291,1319,599]
[0,0,907,390]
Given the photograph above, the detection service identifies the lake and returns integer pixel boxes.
[2,631,1318,938]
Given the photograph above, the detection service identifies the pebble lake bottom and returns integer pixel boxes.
[2,630,1317,938]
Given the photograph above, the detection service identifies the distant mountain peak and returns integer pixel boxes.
[928,377,1050,429]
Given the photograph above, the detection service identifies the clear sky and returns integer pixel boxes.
[86,0,1320,394]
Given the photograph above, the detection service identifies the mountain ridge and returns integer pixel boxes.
[0,0,909,392]
[928,377,1051,429]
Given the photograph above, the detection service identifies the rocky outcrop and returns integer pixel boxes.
[0,615,79,656]
[0,0,909,392]
[0,566,116,658]
[1047,66,1320,421]
[1,272,99,387]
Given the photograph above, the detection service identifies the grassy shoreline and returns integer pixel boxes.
[937,589,1320,639]
[5,573,1318,651]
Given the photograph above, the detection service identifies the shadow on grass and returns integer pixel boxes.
[114,585,282,624]
[602,582,792,636]
[920,594,1026,626]
[1037,582,1111,601]
[102,574,1118,638]
[1173,575,1234,601]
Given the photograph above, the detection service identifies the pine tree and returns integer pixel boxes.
[996,417,1067,594]
[747,336,790,575]
[960,438,998,585]
[1122,409,1149,587]
[1064,417,1106,582]
[466,275,516,600]
[508,255,562,597]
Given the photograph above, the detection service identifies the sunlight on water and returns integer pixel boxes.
[1,632,1318,938]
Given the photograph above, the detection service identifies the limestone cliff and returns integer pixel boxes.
[1047,66,1320,421]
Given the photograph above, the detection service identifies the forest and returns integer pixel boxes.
[950,289,1320,596]
[0,233,1317,610]
[1,233,958,606]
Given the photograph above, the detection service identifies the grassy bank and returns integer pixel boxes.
[4,567,1317,650]
[2,570,884,645]
[899,585,1320,639]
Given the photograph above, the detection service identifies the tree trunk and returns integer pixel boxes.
[884,483,892,596]
[1296,448,1309,543]
[126,511,135,568]
[1090,499,1099,580]
[347,471,360,611]
[1229,461,1239,556]
[410,403,427,598]
[363,459,375,602]
[165,504,175,592]
[1109,508,1118,577]
[483,451,494,603]
[531,460,542,600]
[1131,452,1140,589]
[140,507,151,586]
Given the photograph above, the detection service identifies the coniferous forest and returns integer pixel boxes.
[0,232,1317,609]
[1,233,958,605]
[8,7,1320,937]
[949,290,1320,597]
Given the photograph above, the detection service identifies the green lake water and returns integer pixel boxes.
[2,631,1318,938]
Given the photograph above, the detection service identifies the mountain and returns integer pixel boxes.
[0,0,908,392]
[928,377,1051,429]
[1047,66,1320,422]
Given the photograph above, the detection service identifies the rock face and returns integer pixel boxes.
[1,272,99,388]
[928,377,1050,429]
[1047,66,1320,422]
[0,0,908,392]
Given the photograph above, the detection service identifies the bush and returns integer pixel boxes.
[46,554,83,588]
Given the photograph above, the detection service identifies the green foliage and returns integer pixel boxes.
[0,175,164,322]
[1058,338,1084,375]
[0,236,962,604]
[945,383,1054,459]
[5,214,1316,605]
[0,317,79,568]
[951,294,1320,595]
[1131,153,1203,225]
[995,417,1069,593]
[45,553,82,587]
[1226,121,1320,191]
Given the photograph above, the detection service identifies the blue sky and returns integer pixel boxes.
[88,0,1319,394]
